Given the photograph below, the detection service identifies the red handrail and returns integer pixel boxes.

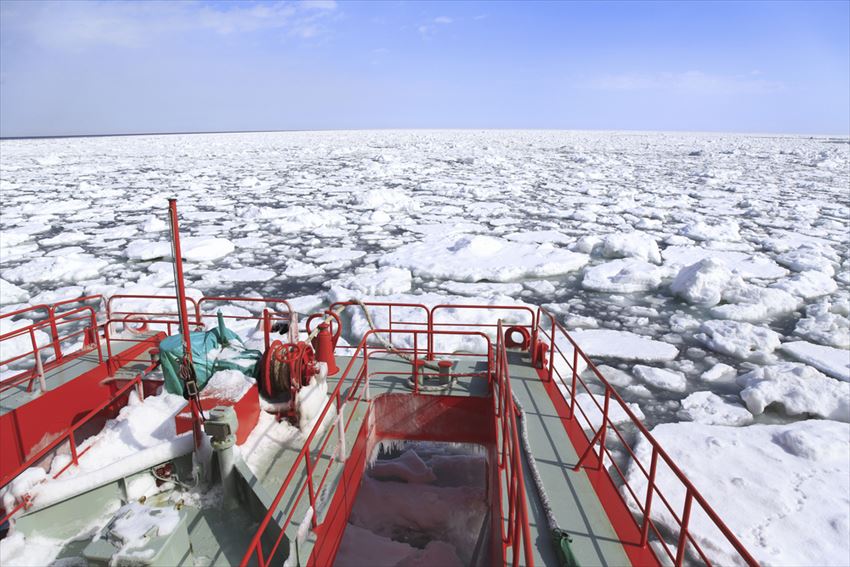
[535,307,757,566]
[0,306,102,393]
[239,327,494,567]
[494,320,535,567]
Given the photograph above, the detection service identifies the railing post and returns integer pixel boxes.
[28,328,47,393]
[336,396,347,463]
[640,447,659,546]
[597,388,610,469]
[305,453,317,528]
[48,308,62,361]
[135,376,144,401]
[263,309,270,352]
[569,347,578,418]
[69,435,79,466]
[543,315,553,380]
[675,488,694,566]
[91,312,103,363]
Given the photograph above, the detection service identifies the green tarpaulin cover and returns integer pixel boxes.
[159,312,262,397]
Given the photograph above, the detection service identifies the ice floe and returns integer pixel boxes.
[696,320,782,363]
[626,419,850,566]
[737,363,850,421]
[381,233,589,282]
[780,341,850,382]
[581,259,667,293]
[570,329,679,362]
[677,391,753,425]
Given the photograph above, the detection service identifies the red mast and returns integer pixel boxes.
[167,198,204,449]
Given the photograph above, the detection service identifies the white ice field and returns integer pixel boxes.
[0,130,848,565]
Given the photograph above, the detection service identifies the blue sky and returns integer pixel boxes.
[1,0,848,137]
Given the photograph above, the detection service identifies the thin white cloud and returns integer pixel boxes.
[585,71,785,95]
[418,15,454,38]
[0,0,337,50]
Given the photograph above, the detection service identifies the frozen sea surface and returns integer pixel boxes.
[1,130,848,564]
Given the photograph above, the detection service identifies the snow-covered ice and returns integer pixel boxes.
[737,363,850,421]
[570,329,679,362]
[381,233,589,283]
[677,391,753,425]
[626,419,850,566]
[780,340,850,382]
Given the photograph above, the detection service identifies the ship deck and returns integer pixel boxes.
[247,350,632,567]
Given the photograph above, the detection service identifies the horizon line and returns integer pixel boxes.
[1,126,849,142]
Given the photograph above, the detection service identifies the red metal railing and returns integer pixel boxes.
[106,294,202,328]
[0,306,102,394]
[430,303,535,360]
[494,320,535,567]
[0,370,152,526]
[239,327,498,567]
[329,301,430,355]
[534,308,757,566]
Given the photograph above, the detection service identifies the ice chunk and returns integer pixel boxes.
[625,420,850,566]
[140,215,168,232]
[284,259,323,277]
[771,270,837,299]
[203,267,275,283]
[600,232,662,264]
[348,476,486,565]
[126,237,235,262]
[355,188,420,212]
[794,301,850,349]
[380,233,589,282]
[663,246,787,279]
[677,391,753,425]
[370,449,437,484]
[670,257,740,307]
[2,254,108,284]
[776,247,836,275]
[633,365,687,392]
[696,320,782,363]
[505,230,572,244]
[0,278,28,304]
[439,281,523,297]
[332,267,413,296]
[680,219,741,242]
[582,259,666,293]
[738,363,849,421]
[570,329,679,362]
[780,341,850,382]
[710,285,800,322]
[335,524,421,567]
[700,363,737,383]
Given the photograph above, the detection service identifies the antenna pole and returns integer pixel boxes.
[168,198,204,449]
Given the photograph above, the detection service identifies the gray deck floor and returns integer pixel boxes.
[506,350,631,567]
